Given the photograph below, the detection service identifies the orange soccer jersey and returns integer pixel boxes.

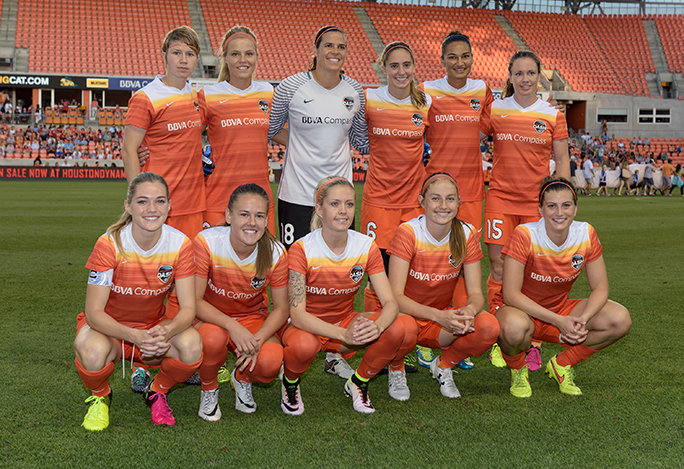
[194,226,288,318]
[198,81,274,216]
[502,219,602,313]
[421,78,493,203]
[482,96,568,216]
[362,86,430,209]
[84,224,195,329]
[387,215,482,310]
[288,229,385,325]
[126,77,205,216]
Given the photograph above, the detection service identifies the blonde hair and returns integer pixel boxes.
[107,172,169,257]
[217,26,259,84]
[380,41,427,108]
[226,184,275,278]
[420,173,466,266]
[501,50,541,99]
[162,26,200,55]
[310,176,354,231]
[308,25,346,75]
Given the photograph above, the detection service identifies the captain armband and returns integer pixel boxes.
[88,269,113,287]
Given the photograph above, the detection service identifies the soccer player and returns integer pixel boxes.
[122,26,205,241]
[481,50,570,370]
[74,172,202,430]
[496,177,631,397]
[387,173,499,400]
[193,184,288,420]
[281,177,417,414]
[198,26,277,233]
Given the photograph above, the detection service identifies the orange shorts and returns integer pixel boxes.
[361,203,423,250]
[483,212,540,246]
[204,205,276,236]
[167,212,204,241]
[456,200,483,240]
[530,299,582,344]
[415,318,445,350]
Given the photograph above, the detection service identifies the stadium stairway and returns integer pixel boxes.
[186,0,213,78]
[0,0,18,71]
[351,6,386,85]
[642,19,670,98]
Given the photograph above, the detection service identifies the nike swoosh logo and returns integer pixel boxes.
[205,403,220,416]
[304,99,314,103]
[376,108,386,111]
[501,114,509,118]
[215,264,227,268]
[166,102,174,107]
[238,396,255,409]
[121,260,128,264]
[159,384,171,390]
[219,99,230,104]
[282,400,299,412]
[552,363,564,383]
[312,266,322,270]
[419,250,426,253]
[436,95,445,99]
[536,253,546,256]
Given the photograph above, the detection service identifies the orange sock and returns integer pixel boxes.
[440,313,500,367]
[197,323,229,390]
[452,277,468,309]
[486,276,502,312]
[151,354,202,394]
[363,287,381,313]
[165,292,180,318]
[531,340,542,349]
[388,315,419,372]
[75,358,114,397]
[557,343,597,367]
[282,326,320,381]
[236,342,283,383]
[356,315,407,379]
[502,351,526,370]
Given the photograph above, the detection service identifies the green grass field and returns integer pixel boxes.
[1,181,683,468]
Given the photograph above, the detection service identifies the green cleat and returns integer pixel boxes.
[509,366,532,398]
[217,365,232,384]
[82,392,111,431]
[546,355,582,396]
[489,343,507,368]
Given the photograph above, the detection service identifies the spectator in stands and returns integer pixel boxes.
[600,119,607,138]
[90,98,99,121]
[670,164,683,196]
[642,159,655,196]
[661,158,675,196]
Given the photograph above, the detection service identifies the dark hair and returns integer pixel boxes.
[227,184,275,278]
[380,41,427,108]
[538,176,577,206]
[420,172,466,266]
[441,29,472,58]
[308,25,345,74]
[501,50,541,99]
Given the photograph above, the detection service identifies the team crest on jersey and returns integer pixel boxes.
[571,254,584,270]
[411,113,423,128]
[193,101,200,113]
[250,276,266,290]
[158,265,173,283]
[258,100,269,115]
[448,255,462,269]
[349,265,364,283]
[533,120,547,134]
[469,98,480,112]
[343,96,354,111]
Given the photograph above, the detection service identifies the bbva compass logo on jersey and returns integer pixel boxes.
[343,96,355,111]
[258,100,269,115]
[469,98,480,112]
[533,120,547,134]
[411,113,423,128]
[158,265,173,283]
[349,265,364,283]
[449,255,462,269]
[571,254,584,270]
[251,276,266,289]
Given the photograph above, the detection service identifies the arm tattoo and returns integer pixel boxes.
[288,270,306,309]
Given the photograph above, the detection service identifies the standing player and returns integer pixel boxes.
[198,26,277,233]
[496,177,631,397]
[74,172,202,430]
[387,173,499,400]
[481,51,569,369]
[281,177,418,414]
[268,25,368,250]
[193,184,288,420]
[419,30,494,369]
[122,26,205,241]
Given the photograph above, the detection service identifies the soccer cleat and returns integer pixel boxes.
[217,365,232,384]
[198,388,221,422]
[344,375,375,413]
[131,366,151,394]
[546,355,582,396]
[281,378,304,416]
[185,372,201,386]
[415,345,435,368]
[404,353,419,373]
[146,391,175,426]
[388,369,410,401]
[429,358,461,398]
[82,392,111,431]
[457,357,475,370]
[525,346,542,371]
[489,343,507,368]
[510,366,532,398]
[324,352,355,380]
[231,369,256,414]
